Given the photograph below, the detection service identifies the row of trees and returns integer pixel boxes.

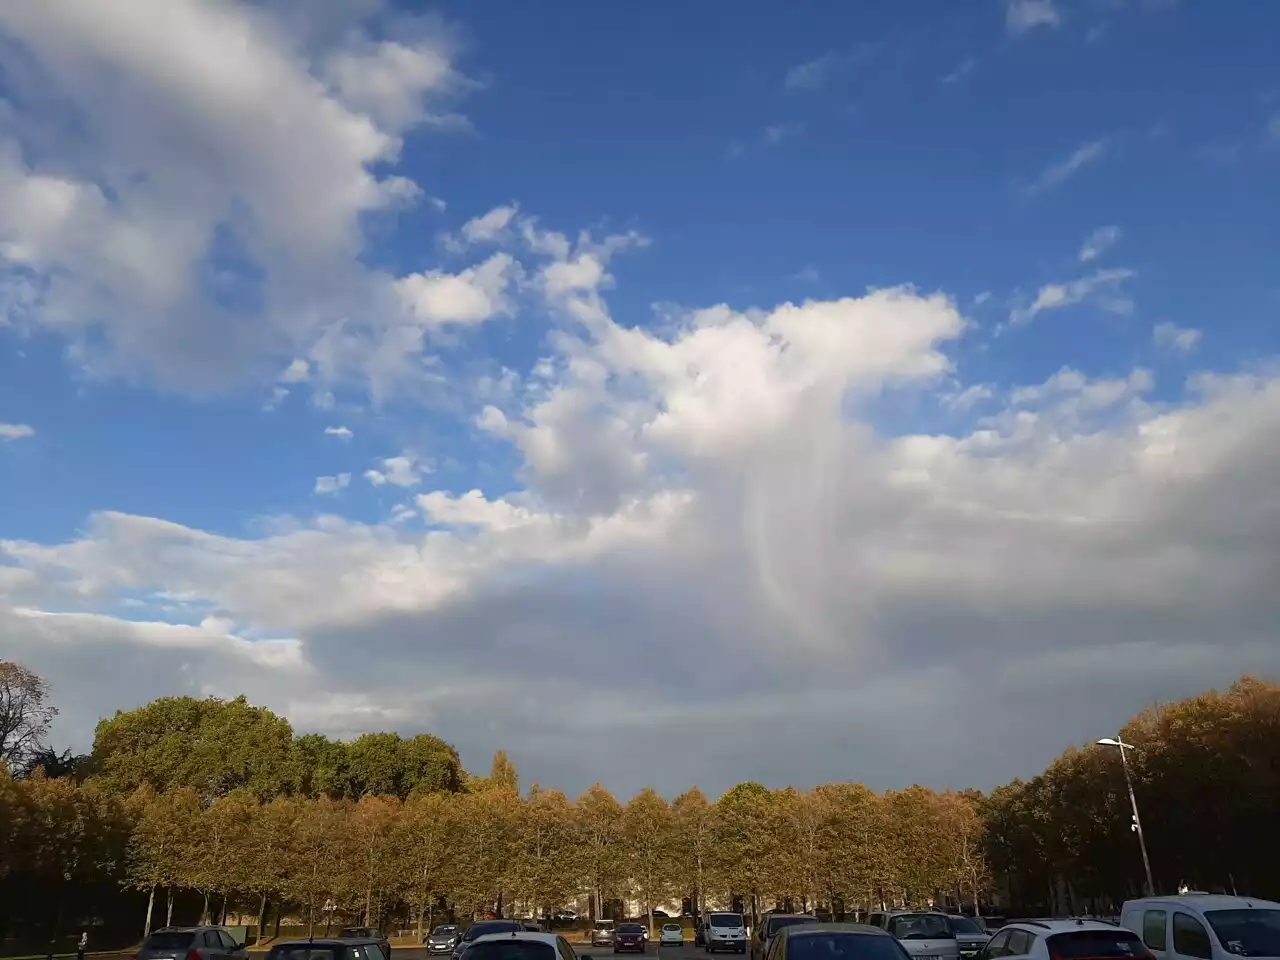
[1,755,991,943]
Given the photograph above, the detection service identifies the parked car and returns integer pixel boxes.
[429,927,463,954]
[1121,893,1280,960]
[866,911,959,960]
[455,921,524,960]
[946,916,992,959]
[267,938,388,960]
[616,923,647,954]
[978,918,1148,960]
[340,928,391,960]
[464,932,582,960]
[593,921,618,948]
[704,912,748,954]
[752,915,820,960]
[138,927,249,960]
[766,923,914,960]
[660,924,685,947]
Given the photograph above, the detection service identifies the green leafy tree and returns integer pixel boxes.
[398,791,458,937]
[575,784,625,919]
[124,785,203,935]
[623,788,676,933]
[672,788,713,922]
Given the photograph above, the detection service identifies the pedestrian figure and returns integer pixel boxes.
[78,931,88,960]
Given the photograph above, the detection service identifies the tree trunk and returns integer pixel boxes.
[274,902,282,939]
[221,893,229,926]
[167,889,174,927]
[145,886,156,939]
[200,891,209,925]
[257,895,268,946]
[647,903,654,941]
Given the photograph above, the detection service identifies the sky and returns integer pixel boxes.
[1,0,1279,799]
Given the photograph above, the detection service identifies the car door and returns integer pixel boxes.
[1171,913,1214,960]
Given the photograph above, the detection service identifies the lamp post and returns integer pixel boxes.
[1098,736,1155,896]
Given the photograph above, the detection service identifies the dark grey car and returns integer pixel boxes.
[138,928,248,960]
[945,918,990,960]
[267,938,390,960]
[428,926,462,954]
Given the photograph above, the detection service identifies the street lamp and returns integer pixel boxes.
[1097,736,1155,896]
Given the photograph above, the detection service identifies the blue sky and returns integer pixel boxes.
[1,0,1279,795]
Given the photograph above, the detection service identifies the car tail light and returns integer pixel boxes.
[186,950,201,960]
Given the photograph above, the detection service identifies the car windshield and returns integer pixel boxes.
[268,949,341,960]
[770,918,820,937]
[595,922,615,929]
[948,919,985,936]
[619,925,645,934]
[433,927,459,937]
[1045,932,1147,958]
[147,933,196,951]
[888,916,954,940]
[1206,910,1280,957]
[664,925,681,932]
[788,933,911,960]
[465,922,521,941]
[463,943,556,960]
[712,915,744,928]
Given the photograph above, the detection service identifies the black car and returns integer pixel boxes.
[615,924,647,954]
[454,921,524,960]
[769,924,912,960]
[340,928,392,960]
[268,938,390,960]
[428,926,463,954]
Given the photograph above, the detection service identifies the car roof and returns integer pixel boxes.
[781,924,892,938]
[1123,895,1280,913]
[1002,920,1128,934]
[768,915,818,921]
[471,933,564,947]
[273,939,380,947]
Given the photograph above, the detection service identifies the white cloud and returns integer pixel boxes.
[947,384,994,413]
[280,358,311,383]
[942,58,977,85]
[1010,267,1135,325]
[0,0,468,389]
[395,253,516,326]
[784,53,841,91]
[1079,225,1122,262]
[0,422,35,441]
[1006,0,1062,34]
[459,204,519,246]
[1153,322,1202,353]
[364,453,422,488]
[1025,140,1108,195]
[324,425,354,440]
[313,473,351,496]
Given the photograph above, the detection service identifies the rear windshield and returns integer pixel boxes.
[464,922,521,941]
[594,921,615,930]
[949,918,985,936]
[147,933,196,950]
[463,943,555,960]
[268,949,342,960]
[789,933,910,960]
[1206,910,1280,958]
[768,918,819,937]
[664,925,682,932]
[1045,931,1147,958]
[433,928,460,936]
[711,915,744,928]
[888,916,955,940]
[619,925,645,934]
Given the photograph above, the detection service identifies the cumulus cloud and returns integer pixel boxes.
[1006,0,1062,34]
[1025,140,1108,195]
[0,422,35,441]
[1154,322,1202,353]
[324,425,354,440]
[364,454,422,488]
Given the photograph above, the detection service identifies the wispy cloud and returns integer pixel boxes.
[793,266,820,283]
[947,383,995,413]
[785,52,842,92]
[1006,0,1062,34]
[942,58,977,86]
[313,473,351,496]
[764,123,805,146]
[0,422,35,441]
[1025,139,1108,196]
[1153,322,1202,353]
[1009,267,1135,325]
[1079,225,1122,262]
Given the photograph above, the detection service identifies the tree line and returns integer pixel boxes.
[2,661,1278,950]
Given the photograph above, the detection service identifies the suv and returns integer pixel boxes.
[1121,894,1280,960]
[593,921,617,948]
[138,927,248,960]
[867,911,959,960]
[978,918,1147,960]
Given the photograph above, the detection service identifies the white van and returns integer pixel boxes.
[703,912,747,954]
[1121,894,1280,960]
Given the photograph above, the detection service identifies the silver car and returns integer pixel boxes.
[138,928,247,960]
[875,913,959,960]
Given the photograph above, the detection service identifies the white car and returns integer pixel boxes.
[1121,893,1280,960]
[978,918,1148,960]
[470,932,586,960]
[660,925,684,947]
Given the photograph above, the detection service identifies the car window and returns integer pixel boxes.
[1173,914,1213,960]
[366,946,391,960]
[1046,932,1145,959]
[888,916,954,941]
[468,923,522,941]
[148,933,198,951]
[984,930,1012,959]
[788,933,911,960]
[555,938,576,960]
[464,942,556,960]
[713,915,745,928]
[950,919,985,936]
[203,932,221,948]
[220,932,239,951]
[769,918,819,938]
[1144,912,1169,951]
[268,949,342,960]
[1007,931,1034,956]
[869,916,887,931]
[1205,909,1280,958]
